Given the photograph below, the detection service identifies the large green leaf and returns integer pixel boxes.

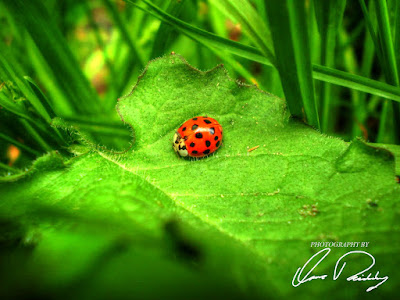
[0,54,399,299]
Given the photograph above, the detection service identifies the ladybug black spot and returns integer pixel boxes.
[214,136,219,141]
[195,133,203,139]
[190,142,195,147]
[175,140,179,144]
[205,140,211,147]
[204,119,212,124]
[203,149,210,155]
[192,117,198,120]
[216,141,220,147]
[182,127,186,131]
[192,124,198,130]
[192,150,198,154]
[209,127,215,135]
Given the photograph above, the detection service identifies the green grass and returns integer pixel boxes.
[265,0,320,128]
[2,0,399,161]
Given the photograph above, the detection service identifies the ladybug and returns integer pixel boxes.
[173,116,223,158]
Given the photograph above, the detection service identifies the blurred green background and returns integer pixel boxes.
[1,0,400,173]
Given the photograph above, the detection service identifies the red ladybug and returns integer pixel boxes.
[173,116,223,158]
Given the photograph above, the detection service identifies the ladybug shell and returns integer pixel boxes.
[174,116,222,157]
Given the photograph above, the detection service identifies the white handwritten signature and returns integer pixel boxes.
[292,248,388,292]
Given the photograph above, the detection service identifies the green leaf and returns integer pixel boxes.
[371,142,400,175]
[1,54,399,299]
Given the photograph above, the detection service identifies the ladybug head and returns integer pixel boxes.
[172,132,188,157]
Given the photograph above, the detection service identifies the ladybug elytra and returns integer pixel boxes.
[173,116,223,158]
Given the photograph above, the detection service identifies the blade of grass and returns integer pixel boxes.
[150,0,185,59]
[0,91,63,148]
[23,76,66,143]
[82,0,116,77]
[360,25,376,85]
[102,0,150,100]
[312,65,400,103]
[0,162,19,173]
[0,132,41,156]
[20,119,52,152]
[0,50,53,124]
[125,0,274,66]
[339,28,366,138]
[314,0,346,133]
[373,0,400,143]
[358,0,384,65]
[126,0,400,105]
[377,100,391,142]
[0,48,67,146]
[367,93,381,114]
[4,0,102,115]
[23,76,57,120]
[208,0,275,65]
[208,1,227,38]
[81,0,117,110]
[359,0,391,142]
[103,0,146,66]
[395,0,400,81]
[308,2,321,64]
[339,28,366,139]
[62,120,132,137]
[0,89,34,123]
[360,0,399,142]
[253,0,267,21]
[265,0,320,128]
[374,0,399,85]
[339,21,365,50]
[207,3,264,88]
[25,37,75,115]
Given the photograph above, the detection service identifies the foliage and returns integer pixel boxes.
[1,0,400,299]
